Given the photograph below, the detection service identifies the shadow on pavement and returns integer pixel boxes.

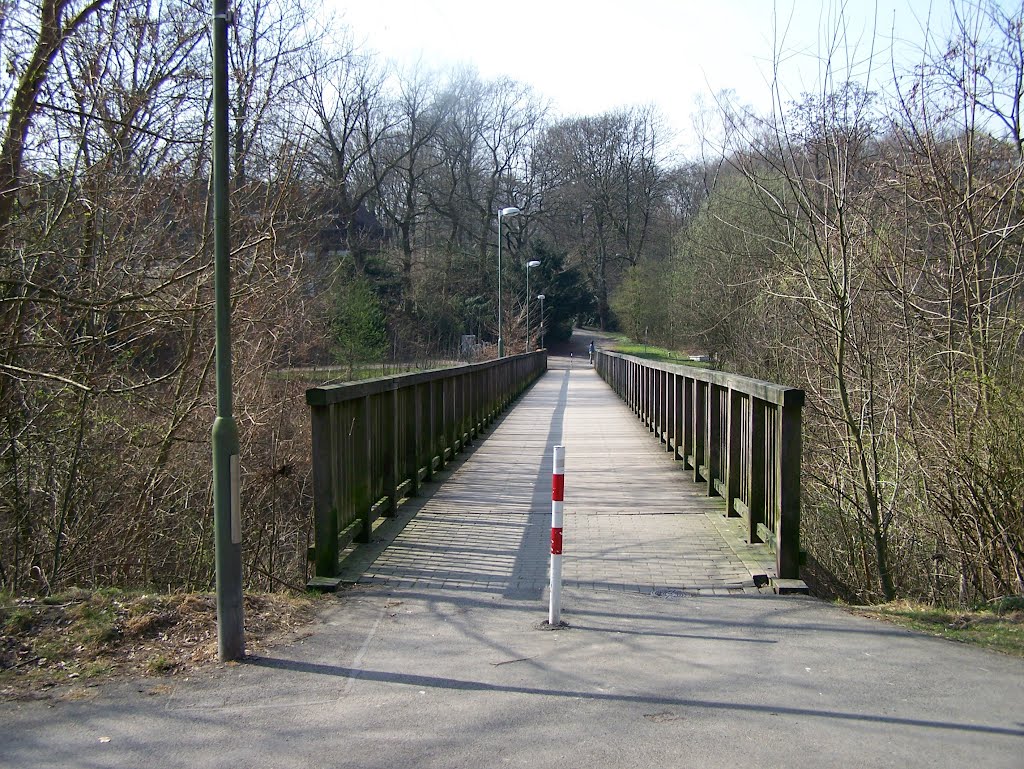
[246,656,1024,738]
[502,365,570,599]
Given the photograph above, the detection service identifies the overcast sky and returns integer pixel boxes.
[330,1,957,156]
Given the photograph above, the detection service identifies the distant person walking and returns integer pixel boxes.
[588,341,595,365]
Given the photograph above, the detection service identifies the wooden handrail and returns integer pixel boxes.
[306,351,547,587]
[595,350,804,579]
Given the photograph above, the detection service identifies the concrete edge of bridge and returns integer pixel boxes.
[703,511,809,596]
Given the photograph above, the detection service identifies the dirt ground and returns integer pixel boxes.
[0,588,320,701]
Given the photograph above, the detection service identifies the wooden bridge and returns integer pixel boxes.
[306,338,806,596]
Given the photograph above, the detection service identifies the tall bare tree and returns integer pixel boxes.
[537,106,666,328]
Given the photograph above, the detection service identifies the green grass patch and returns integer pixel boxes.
[3,608,33,634]
[271,360,464,385]
[146,655,176,674]
[81,661,113,679]
[73,600,121,647]
[853,599,1024,657]
[603,334,712,367]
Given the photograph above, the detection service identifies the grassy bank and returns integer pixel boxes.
[1,588,319,699]
[272,359,465,385]
[851,598,1024,657]
[601,333,711,367]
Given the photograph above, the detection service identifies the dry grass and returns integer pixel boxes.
[0,588,320,700]
[850,597,1024,657]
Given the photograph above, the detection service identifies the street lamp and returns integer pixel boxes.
[526,259,541,350]
[211,0,243,660]
[496,206,521,357]
[537,294,546,349]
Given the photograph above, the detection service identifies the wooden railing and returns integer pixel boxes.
[306,351,547,587]
[595,351,804,579]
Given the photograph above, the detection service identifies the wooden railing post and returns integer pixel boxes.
[310,405,337,578]
[682,375,693,469]
[662,371,671,452]
[630,360,638,415]
[672,374,684,461]
[777,392,803,579]
[645,366,652,430]
[477,369,485,435]
[629,360,636,414]
[407,385,421,497]
[420,381,430,478]
[425,380,438,479]
[445,376,454,457]
[463,373,472,444]
[706,384,721,497]
[663,371,671,448]
[692,379,706,484]
[657,369,663,440]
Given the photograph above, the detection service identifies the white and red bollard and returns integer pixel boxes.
[549,445,565,626]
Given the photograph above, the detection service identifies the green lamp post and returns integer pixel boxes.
[211,0,244,661]
[496,206,521,357]
[537,294,546,348]
[526,259,540,350]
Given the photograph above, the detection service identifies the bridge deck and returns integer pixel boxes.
[350,355,775,596]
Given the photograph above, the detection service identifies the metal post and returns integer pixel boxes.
[538,295,545,348]
[496,207,520,358]
[526,263,530,351]
[497,212,504,358]
[549,445,565,626]
[211,0,244,661]
[526,260,540,351]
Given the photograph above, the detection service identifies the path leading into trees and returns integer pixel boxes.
[2,344,1022,769]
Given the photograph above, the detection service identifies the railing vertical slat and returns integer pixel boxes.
[693,379,706,484]
[355,396,370,543]
[672,373,683,459]
[660,370,667,442]
[748,398,766,543]
[429,379,437,472]
[407,385,420,497]
[342,400,354,539]
[726,388,742,516]
[385,386,399,515]
[766,404,778,535]
[706,384,721,497]
[663,371,672,452]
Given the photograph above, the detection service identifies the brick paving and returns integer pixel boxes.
[359,356,776,596]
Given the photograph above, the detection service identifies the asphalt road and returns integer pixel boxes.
[1,586,1021,769]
